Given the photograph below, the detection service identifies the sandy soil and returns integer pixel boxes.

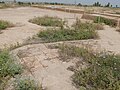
[0,7,82,48]
[64,26,120,54]
[0,7,82,90]
[11,43,78,90]
[10,25,120,90]
[98,26,120,54]
[0,7,119,53]
[1,7,120,90]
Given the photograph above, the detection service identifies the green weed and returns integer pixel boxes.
[15,78,43,90]
[94,16,117,27]
[38,28,98,42]
[38,19,98,42]
[0,20,13,30]
[58,44,120,90]
[0,50,22,89]
[82,14,117,27]
[0,50,22,77]
[29,16,65,28]
[72,19,104,30]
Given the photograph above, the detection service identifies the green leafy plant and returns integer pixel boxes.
[58,44,120,90]
[58,44,90,62]
[82,14,117,27]
[73,54,120,90]
[29,16,65,28]
[38,27,98,42]
[15,78,42,90]
[72,19,104,30]
[0,50,22,77]
[0,20,13,30]
[94,16,117,27]
[0,50,22,89]
[38,19,98,42]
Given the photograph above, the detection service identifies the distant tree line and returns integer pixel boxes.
[0,1,5,3]
[16,1,69,6]
[93,2,113,7]
[77,2,118,8]
[93,2,101,7]
[0,1,119,8]
[42,2,66,5]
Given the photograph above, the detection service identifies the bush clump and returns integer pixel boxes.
[72,19,104,30]
[0,50,22,77]
[58,44,120,90]
[0,20,13,30]
[38,19,98,42]
[94,17,117,27]
[0,50,22,89]
[38,28,98,42]
[58,44,89,62]
[15,78,42,90]
[29,16,65,28]
[82,14,117,27]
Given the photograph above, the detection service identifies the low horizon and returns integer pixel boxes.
[2,0,120,7]
[19,0,120,7]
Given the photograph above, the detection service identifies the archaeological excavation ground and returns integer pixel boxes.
[0,3,120,90]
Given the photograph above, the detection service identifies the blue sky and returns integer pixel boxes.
[3,0,120,6]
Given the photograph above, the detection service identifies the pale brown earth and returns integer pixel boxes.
[0,7,81,90]
[65,25,120,54]
[98,26,120,54]
[0,7,81,48]
[11,43,78,90]
[0,7,120,90]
